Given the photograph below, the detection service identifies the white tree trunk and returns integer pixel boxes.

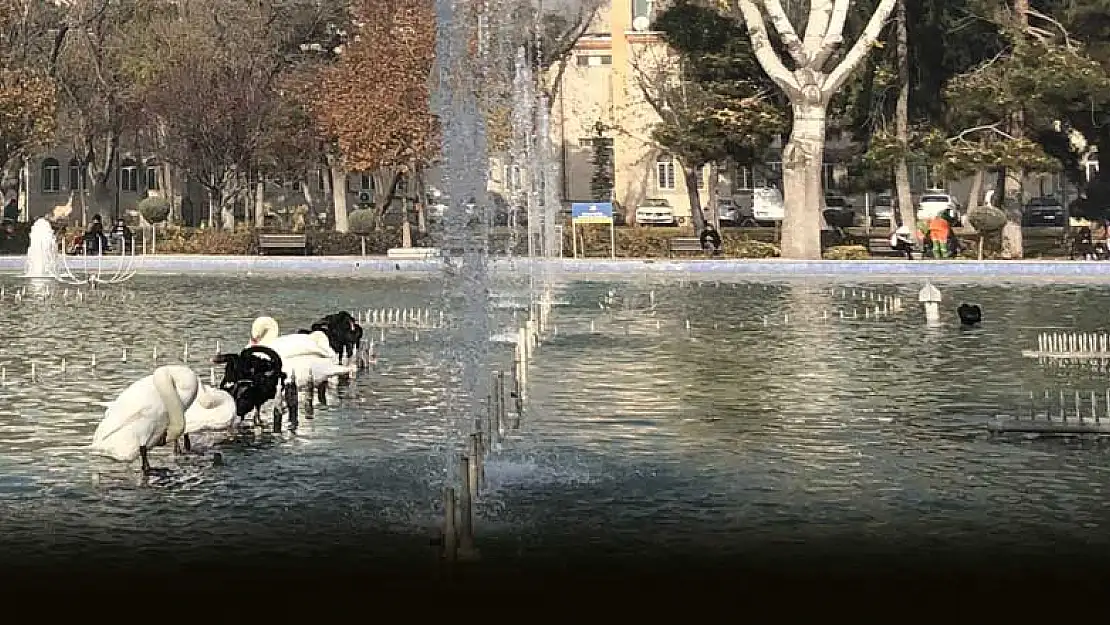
[255,180,266,228]
[781,103,828,259]
[893,0,914,231]
[330,164,349,233]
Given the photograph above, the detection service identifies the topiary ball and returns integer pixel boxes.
[967,206,1008,233]
[348,208,375,236]
[137,196,171,224]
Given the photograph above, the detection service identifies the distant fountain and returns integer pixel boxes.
[24,218,58,279]
[23,216,139,286]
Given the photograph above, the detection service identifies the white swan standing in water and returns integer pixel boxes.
[183,384,239,446]
[249,316,335,360]
[89,365,200,474]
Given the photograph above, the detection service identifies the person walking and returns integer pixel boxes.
[928,213,951,259]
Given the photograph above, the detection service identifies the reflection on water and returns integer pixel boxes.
[0,274,1109,564]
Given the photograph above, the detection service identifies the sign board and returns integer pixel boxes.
[571,202,614,224]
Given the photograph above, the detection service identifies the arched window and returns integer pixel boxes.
[68,158,87,191]
[120,158,138,192]
[41,158,60,193]
[655,154,675,190]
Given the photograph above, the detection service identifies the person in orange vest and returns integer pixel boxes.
[928,213,951,258]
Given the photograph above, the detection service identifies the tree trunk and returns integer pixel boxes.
[402,198,413,248]
[414,163,428,235]
[207,186,220,229]
[781,102,828,259]
[372,168,400,226]
[966,169,984,210]
[1001,0,1029,259]
[255,179,266,228]
[893,0,914,231]
[329,162,349,233]
[707,163,720,229]
[682,162,707,234]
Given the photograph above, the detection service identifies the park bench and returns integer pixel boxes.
[257,233,309,256]
[668,236,706,257]
[866,236,910,258]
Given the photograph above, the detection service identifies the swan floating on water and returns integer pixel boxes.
[184,384,239,437]
[89,364,199,474]
[250,316,336,360]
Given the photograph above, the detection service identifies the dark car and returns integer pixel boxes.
[823,194,855,228]
[1023,196,1065,227]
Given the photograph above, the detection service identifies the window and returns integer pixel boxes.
[359,174,373,190]
[41,158,60,193]
[120,158,138,192]
[1087,159,1100,182]
[656,154,676,190]
[631,0,654,30]
[68,158,86,191]
[735,166,753,190]
[697,165,710,189]
[317,169,326,191]
[822,163,836,190]
[146,165,160,191]
[576,54,612,67]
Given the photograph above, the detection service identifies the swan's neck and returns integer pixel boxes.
[153,369,187,443]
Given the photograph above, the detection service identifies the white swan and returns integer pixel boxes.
[89,364,199,474]
[284,354,357,389]
[184,384,239,436]
[249,316,335,360]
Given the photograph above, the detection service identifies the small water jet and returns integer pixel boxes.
[24,219,59,279]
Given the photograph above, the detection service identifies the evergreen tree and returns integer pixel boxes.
[589,134,614,202]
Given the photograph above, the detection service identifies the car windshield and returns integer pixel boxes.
[921,195,950,203]
[642,199,668,207]
[1028,198,1061,207]
[825,197,847,207]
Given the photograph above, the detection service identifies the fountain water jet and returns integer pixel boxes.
[24,218,59,279]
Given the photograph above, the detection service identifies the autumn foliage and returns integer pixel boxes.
[0,67,56,172]
[310,0,439,172]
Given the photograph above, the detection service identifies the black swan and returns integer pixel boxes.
[212,345,285,423]
[297,311,363,365]
[957,303,982,327]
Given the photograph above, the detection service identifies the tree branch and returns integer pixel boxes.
[801,0,833,62]
[823,0,898,95]
[948,123,1017,144]
[735,0,800,97]
[812,0,850,68]
[759,0,806,66]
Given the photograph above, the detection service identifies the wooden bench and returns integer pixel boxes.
[668,237,705,257]
[257,233,309,256]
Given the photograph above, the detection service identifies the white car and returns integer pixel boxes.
[917,193,961,221]
[751,187,785,225]
[635,198,677,226]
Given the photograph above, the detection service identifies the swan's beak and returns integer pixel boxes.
[249,338,259,345]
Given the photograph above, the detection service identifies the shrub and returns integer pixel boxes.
[137,196,171,224]
[823,245,870,260]
[149,225,433,255]
[348,209,375,236]
[967,207,1008,233]
[562,224,780,258]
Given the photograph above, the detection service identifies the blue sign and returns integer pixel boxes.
[571,202,614,224]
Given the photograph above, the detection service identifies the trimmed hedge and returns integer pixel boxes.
[152,225,433,255]
[565,225,781,258]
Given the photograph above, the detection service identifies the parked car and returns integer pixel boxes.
[716,198,739,225]
[917,192,961,221]
[1023,196,1065,227]
[635,198,677,226]
[871,193,896,227]
[823,193,855,228]
[751,186,785,226]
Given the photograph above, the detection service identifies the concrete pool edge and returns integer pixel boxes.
[1,254,1110,278]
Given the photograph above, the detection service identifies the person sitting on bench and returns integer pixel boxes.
[890,225,915,260]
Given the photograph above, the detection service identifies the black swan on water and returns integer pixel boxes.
[957,303,982,327]
[212,345,285,423]
[297,311,363,365]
